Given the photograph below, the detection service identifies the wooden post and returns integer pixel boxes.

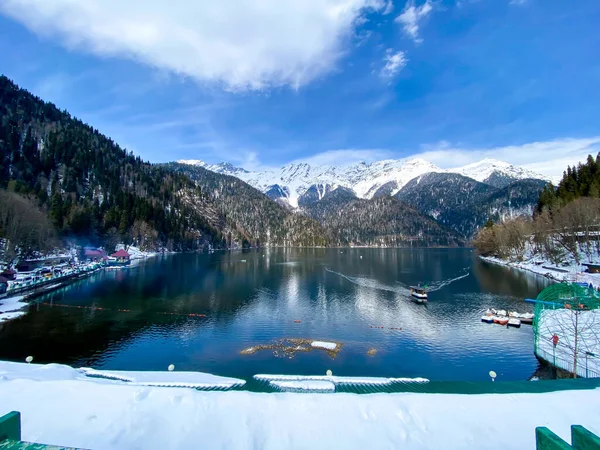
[0,411,21,442]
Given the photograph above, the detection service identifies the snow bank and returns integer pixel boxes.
[0,364,598,450]
[254,374,429,386]
[0,362,244,390]
[310,341,337,350]
[79,367,245,389]
[270,380,336,393]
[0,295,28,323]
[481,255,600,289]
[115,244,158,260]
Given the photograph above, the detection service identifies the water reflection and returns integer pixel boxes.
[0,249,551,381]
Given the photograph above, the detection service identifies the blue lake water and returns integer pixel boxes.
[0,248,551,382]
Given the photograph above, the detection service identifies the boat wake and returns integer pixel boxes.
[424,268,470,292]
[325,267,470,295]
[325,268,410,295]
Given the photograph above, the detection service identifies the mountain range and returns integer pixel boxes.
[0,74,550,253]
[178,158,551,239]
[178,158,551,208]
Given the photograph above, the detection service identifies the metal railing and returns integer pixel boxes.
[535,347,600,378]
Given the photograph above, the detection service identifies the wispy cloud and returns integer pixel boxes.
[381,49,407,78]
[509,0,528,5]
[382,0,395,15]
[395,0,433,43]
[1,0,389,91]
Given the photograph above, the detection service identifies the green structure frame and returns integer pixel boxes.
[536,425,600,450]
[533,283,600,378]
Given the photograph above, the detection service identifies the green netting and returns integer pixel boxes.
[533,283,600,378]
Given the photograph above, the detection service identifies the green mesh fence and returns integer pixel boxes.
[533,283,600,378]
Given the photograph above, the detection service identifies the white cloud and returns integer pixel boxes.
[382,0,395,15]
[0,0,387,91]
[395,0,433,43]
[381,49,407,78]
[415,137,600,179]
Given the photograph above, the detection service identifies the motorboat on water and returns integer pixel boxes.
[410,286,428,303]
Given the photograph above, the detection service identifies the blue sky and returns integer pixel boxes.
[1,0,599,176]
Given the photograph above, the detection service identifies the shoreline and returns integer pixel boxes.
[479,255,600,289]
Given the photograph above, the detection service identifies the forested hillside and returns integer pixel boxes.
[396,173,547,238]
[163,163,328,247]
[537,154,600,211]
[473,153,600,264]
[0,75,228,253]
[312,195,463,247]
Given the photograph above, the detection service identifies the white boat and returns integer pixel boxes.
[481,315,494,324]
[507,318,522,328]
[410,287,428,302]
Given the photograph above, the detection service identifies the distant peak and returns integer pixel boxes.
[178,159,207,166]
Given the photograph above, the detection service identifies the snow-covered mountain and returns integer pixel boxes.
[450,158,551,188]
[177,157,551,208]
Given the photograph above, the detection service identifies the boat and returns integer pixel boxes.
[519,313,534,324]
[507,318,522,328]
[481,315,494,323]
[410,286,428,302]
[493,316,509,325]
[509,311,534,324]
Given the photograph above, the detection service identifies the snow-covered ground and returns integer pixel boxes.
[0,362,599,450]
[0,295,27,322]
[115,244,159,260]
[481,255,600,289]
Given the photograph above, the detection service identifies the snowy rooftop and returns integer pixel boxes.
[0,361,599,449]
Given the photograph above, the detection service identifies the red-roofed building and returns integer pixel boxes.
[109,249,131,266]
[84,249,107,262]
[0,269,17,281]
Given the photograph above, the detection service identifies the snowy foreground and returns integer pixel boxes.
[1,362,600,450]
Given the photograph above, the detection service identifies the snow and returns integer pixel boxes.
[115,244,158,260]
[254,374,430,386]
[451,158,551,184]
[269,380,336,392]
[0,295,28,323]
[0,361,599,450]
[481,255,600,289]
[184,157,551,208]
[310,341,337,350]
[0,362,244,389]
[78,367,245,389]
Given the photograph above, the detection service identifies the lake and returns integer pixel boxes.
[0,248,551,382]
